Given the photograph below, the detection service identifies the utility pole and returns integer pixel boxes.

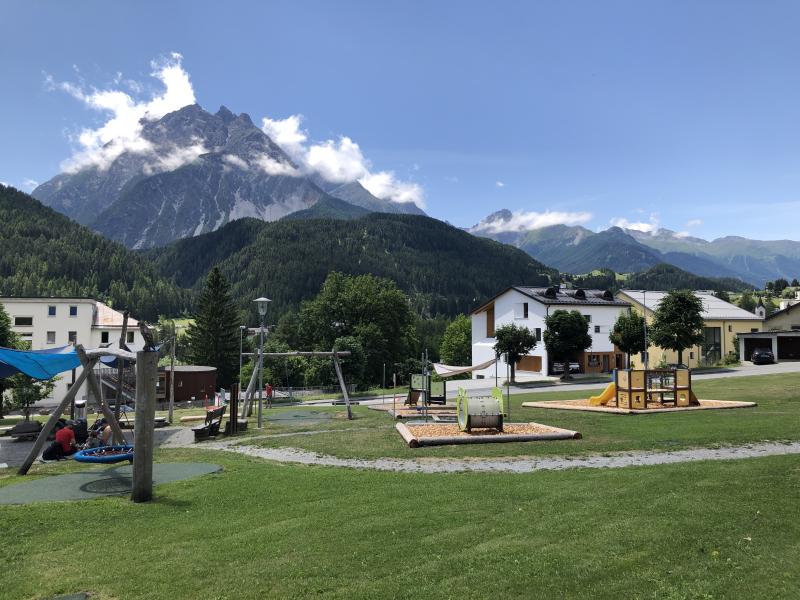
[168,331,176,424]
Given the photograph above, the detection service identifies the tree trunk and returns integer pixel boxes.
[509,361,516,383]
[0,383,4,418]
[626,353,631,369]
[677,349,683,365]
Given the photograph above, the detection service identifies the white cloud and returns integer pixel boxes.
[610,213,660,234]
[143,139,207,175]
[261,114,424,208]
[473,210,593,233]
[686,218,703,227]
[495,180,505,188]
[222,154,250,171]
[673,231,690,238]
[253,154,299,176]
[48,52,196,172]
[22,178,39,191]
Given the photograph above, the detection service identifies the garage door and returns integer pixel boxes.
[744,338,768,361]
[516,356,542,372]
[778,336,800,360]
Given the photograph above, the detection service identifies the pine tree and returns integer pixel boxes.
[184,267,242,388]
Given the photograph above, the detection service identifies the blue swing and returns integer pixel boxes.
[74,445,135,464]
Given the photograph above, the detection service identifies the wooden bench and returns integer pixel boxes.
[193,406,226,441]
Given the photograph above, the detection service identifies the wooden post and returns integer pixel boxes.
[168,333,176,423]
[132,350,158,503]
[239,349,261,419]
[116,311,129,421]
[17,356,98,475]
[76,346,126,445]
[332,351,353,420]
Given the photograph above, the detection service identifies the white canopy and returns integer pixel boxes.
[432,357,497,378]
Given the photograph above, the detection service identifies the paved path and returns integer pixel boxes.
[192,436,800,474]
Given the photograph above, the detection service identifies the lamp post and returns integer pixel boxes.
[642,291,649,370]
[254,297,271,428]
[238,325,246,402]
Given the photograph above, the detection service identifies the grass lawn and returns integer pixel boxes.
[245,373,800,459]
[0,449,798,599]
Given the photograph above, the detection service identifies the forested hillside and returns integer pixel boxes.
[0,186,191,320]
[568,264,753,293]
[145,213,558,319]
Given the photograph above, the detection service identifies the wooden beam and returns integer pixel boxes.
[131,350,158,503]
[116,311,129,422]
[239,348,261,419]
[240,351,351,357]
[76,346,126,445]
[332,351,353,420]
[84,348,137,361]
[17,352,98,475]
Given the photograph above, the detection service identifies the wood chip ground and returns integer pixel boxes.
[407,423,561,438]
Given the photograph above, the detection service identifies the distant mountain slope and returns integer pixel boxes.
[282,196,370,221]
[470,209,795,286]
[0,185,190,320]
[145,213,558,318]
[626,229,800,286]
[33,104,425,249]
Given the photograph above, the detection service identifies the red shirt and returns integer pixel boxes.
[55,427,75,452]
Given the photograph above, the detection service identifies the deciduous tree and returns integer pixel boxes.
[493,323,537,383]
[649,290,705,365]
[543,311,592,380]
[609,310,647,368]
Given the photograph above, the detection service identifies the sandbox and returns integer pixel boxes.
[521,398,757,415]
[396,421,581,448]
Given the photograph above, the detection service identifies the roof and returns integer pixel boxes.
[737,329,800,336]
[93,301,139,328]
[618,290,762,321]
[766,301,800,321]
[471,286,629,314]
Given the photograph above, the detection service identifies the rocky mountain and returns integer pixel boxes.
[33,104,423,249]
[470,210,793,286]
[143,213,558,319]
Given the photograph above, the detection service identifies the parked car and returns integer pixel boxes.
[568,361,581,374]
[751,348,775,365]
[551,362,582,375]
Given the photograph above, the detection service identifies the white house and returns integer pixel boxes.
[471,287,630,379]
[1,297,141,403]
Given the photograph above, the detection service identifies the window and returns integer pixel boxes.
[690,351,694,359]
[68,331,77,344]
[101,331,109,344]
[486,305,495,337]
[69,305,78,317]
[728,324,732,332]
[513,303,529,319]
[46,331,56,344]
[594,325,601,334]
[751,328,759,333]
[14,316,33,327]
[127,331,135,343]
[535,327,542,341]
[583,314,592,323]
[48,305,56,316]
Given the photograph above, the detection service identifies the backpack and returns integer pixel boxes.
[42,441,64,461]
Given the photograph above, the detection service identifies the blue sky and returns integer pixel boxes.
[2,0,800,240]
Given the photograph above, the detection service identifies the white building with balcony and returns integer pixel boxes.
[1,297,141,403]
[471,287,630,379]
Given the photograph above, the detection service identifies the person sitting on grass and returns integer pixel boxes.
[54,421,78,456]
[100,421,113,446]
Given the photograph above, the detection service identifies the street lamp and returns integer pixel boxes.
[238,325,247,402]
[254,297,271,428]
[642,290,648,370]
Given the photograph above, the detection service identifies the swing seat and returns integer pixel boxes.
[74,445,135,464]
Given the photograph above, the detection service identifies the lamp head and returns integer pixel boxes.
[254,297,271,317]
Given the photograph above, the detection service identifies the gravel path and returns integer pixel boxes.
[192,437,800,474]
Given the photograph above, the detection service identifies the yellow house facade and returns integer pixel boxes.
[615,290,764,368]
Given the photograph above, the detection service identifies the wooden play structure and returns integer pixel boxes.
[589,368,698,410]
[404,374,446,406]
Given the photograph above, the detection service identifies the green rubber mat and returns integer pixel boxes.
[0,462,222,504]
[266,410,333,426]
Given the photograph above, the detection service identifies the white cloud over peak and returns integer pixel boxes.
[48,52,196,172]
[261,114,424,208]
[22,178,39,191]
[222,154,249,171]
[686,218,703,227]
[673,231,690,238]
[253,154,299,176]
[610,213,660,234]
[475,210,592,234]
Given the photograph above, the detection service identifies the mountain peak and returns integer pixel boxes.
[215,105,236,124]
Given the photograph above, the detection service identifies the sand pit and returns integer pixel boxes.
[396,421,581,448]
[521,398,757,414]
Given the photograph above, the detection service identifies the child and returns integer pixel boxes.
[83,430,101,449]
